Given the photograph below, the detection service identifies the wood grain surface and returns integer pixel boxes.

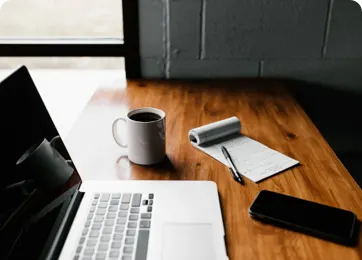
[65,79,362,260]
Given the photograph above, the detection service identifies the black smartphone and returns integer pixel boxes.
[249,190,359,246]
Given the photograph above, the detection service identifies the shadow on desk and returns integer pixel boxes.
[285,79,362,188]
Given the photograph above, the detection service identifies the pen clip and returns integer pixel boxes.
[228,167,236,178]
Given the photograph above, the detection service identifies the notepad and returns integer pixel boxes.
[188,117,299,182]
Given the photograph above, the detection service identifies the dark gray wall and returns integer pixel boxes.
[139,0,362,89]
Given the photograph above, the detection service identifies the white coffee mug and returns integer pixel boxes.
[112,107,166,165]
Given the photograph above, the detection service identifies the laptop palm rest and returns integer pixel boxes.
[162,223,216,260]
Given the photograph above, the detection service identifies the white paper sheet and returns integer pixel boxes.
[189,117,299,182]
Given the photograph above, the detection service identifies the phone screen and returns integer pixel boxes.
[249,190,357,242]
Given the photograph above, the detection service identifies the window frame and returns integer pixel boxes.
[0,0,140,78]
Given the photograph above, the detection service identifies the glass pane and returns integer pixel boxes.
[0,57,125,69]
[0,0,123,37]
[0,57,125,137]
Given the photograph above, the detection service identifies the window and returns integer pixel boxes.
[0,57,125,70]
[0,0,140,77]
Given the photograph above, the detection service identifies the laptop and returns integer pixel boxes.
[1,66,228,260]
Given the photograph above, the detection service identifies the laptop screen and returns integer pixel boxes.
[0,66,81,187]
[0,66,81,259]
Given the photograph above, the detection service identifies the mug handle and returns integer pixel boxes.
[112,118,128,148]
[66,160,75,169]
[50,135,61,148]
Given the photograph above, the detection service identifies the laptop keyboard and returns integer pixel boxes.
[73,193,153,260]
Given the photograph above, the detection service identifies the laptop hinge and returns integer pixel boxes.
[41,185,84,260]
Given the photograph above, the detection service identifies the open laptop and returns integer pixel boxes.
[1,66,228,260]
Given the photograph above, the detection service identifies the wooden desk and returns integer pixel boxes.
[66,79,362,260]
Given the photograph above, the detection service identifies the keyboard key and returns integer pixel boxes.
[125,237,135,244]
[98,202,107,208]
[149,200,153,206]
[130,208,140,214]
[94,216,104,222]
[123,246,133,254]
[87,240,97,246]
[129,215,139,221]
[100,235,110,242]
[148,194,154,199]
[79,237,85,245]
[140,220,150,228]
[100,194,110,202]
[98,244,108,251]
[103,227,113,234]
[82,228,89,236]
[106,212,117,219]
[105,219,115,226]
[115,225,125,233]
[83,258,92,260]
[87,213,94,220]
[147,207,152,212]
[89,206,96,213]
[111,193,121,199]
[132,194,142,207]
[142,200,148,205]
[141,213,151,219]
[118,211,128,217]
[94,193,100,199]
[96,209,106,215]
[89,230,100,237]
[95,252,106,260]
[117,218,127,224]
[111,242,122,249]
[135,230,150,260]
[120,204,129,210]
[110,200,119,205]
[92,223,102,230]
[73,256,79,260]
[92,200,98,206]
[128,222,137,228]
[113,234,123,240]
[122,193,131,204]
[126,230,136,236]
[76,246,82,253]
[84,220,91,227]
[122,256,132,260]
[109,251,120,258]
[84,248,95,256]
[109,206,118,212]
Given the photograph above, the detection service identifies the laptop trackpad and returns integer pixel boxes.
[162,223,216,260]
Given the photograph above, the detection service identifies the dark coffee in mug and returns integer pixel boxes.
[129,112,162,122]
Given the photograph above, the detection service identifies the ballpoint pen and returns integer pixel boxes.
[221,145,245,185]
